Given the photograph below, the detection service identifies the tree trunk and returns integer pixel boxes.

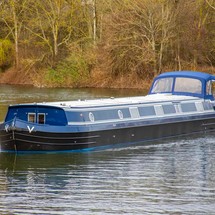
[12,1,19,68]
[93,0,97,44]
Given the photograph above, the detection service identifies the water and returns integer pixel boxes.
[0,85,215,214]
[0,84,145,121]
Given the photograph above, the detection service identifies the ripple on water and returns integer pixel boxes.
[1,137,214,214]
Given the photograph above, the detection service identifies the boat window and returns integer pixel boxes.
[86,109,130,121]
[151,78,173,93]
[181,103,197,112]
[206,81,212,95]
[65,111,85,122]
[38,113,45,124]
[174,78,202,94]
[28,113,36,123]
[162,104,176,114]
[203,102,214,110]
[139,106,156,116]
[206,80,215,97]
[212,81,215,97]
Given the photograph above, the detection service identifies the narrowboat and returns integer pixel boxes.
[1,71,215,153]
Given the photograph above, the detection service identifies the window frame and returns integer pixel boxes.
[151,77,174,93]
[28,113,36,123]
[37,113,46,124]
[174,77,202,94]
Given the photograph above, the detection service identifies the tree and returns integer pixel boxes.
[82,0,97,44]
[25,0,84,65]
[206,0,215,10]
[0,0,28,68]
[173,0,215,69]
[101,0,176,77]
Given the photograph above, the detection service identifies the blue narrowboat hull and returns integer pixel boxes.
[1,113,215,153]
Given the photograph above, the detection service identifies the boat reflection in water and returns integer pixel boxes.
[0,137,215,212]
[0,137,214,214]
[1,71,215,153]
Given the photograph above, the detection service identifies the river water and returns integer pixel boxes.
[0,85,215,214]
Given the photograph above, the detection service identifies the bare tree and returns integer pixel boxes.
[102,0,176,77]
[206,0,215,10]
[176,0,215,69]
[82,0,97,44]
[0,0,28,68]
[25,0,83,65]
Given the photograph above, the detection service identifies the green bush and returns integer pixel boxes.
[45,52,89,87]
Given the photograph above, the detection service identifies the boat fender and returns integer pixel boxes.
[27,125,35,133]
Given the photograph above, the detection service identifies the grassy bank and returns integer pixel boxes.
[0,65,214,90]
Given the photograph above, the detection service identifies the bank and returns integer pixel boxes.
[0,66,214,90]
[0,67,152,89]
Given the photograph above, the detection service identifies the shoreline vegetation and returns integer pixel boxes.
[0,0,214,89]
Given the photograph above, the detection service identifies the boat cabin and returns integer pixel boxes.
[5,105,68,126]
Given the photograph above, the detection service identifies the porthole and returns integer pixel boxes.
[89,112,95,122]
[118,110,123,119]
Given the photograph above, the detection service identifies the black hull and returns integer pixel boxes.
[1,116,215,153]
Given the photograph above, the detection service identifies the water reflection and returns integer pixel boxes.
[0,137,214,214]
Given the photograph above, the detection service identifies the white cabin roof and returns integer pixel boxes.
[38,94,201,109]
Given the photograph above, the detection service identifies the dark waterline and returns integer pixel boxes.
[0,85,215,214]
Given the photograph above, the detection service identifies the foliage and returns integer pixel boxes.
[0,39,13,70]
[45,46,89,87]
[101,0,215,78]
[102,0,177,77]
[0,0,214,86]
